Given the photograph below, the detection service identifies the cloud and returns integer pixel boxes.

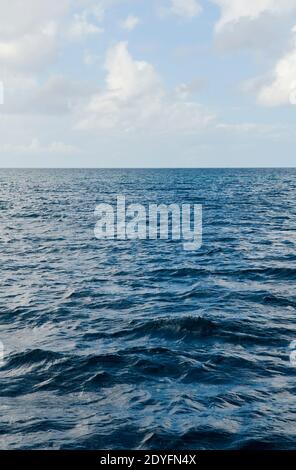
[170,0,202,18]
[0,33,57,71]
[67,12,104,40]
[212,0,296,53]
[0,75,97,115]
[256,47,296,106]
[0,0,70,37]
[0,138,80,156]
[217,122,262,132]
[77,41,214,133]
[212,0,296,32]
[30,76,97,114]
[175,78,206,98]
[121,14,140,31]
[0,0,295,168]
[0,1,109,71]
[0,0,70,71]
[212,0,296,106]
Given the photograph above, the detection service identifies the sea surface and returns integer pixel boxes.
[0,168,296,450]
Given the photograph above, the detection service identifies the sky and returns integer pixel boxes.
[0,0,296,167]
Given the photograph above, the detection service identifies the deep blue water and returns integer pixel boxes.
[1,168,296,450]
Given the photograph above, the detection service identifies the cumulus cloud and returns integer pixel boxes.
[121,14,140,31]
[78,42,214,133]
[0,0,70,71]
[211,0,296,106]
[213,0,296,32]
[1,0,292,167]
[170,0,202,18]
[0,0,70,37]
[0,33,58,71]
[256,47,296,106]
[212,0,296,53]
[67,12,104,40]
[0,1,108,71]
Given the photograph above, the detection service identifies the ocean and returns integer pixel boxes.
[0,168,296,450]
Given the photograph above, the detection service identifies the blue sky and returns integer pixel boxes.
[0,0,296,167]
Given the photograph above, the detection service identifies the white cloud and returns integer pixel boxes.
[175,78,205,98]
[170,0,202,18]
[90,3,106,23]
[78,41,214,133]
[0,1,107,71]
[104,42,162,99]
[0,0,70,37]
[0,0,71,72]
[212,0,296,53]
[0,34,57,71]
[67,12,104,40]
[213,0,296,32]
[256,47,296,106]
[121,14,140,31]
[212,0,296,106]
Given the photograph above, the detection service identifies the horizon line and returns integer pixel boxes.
[0,166,296,170]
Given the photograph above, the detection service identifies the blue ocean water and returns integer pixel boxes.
[0,168,296,450]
